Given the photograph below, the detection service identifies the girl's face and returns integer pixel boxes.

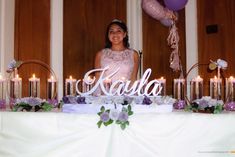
[108,24,126,46]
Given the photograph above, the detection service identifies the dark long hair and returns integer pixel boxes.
[105,20,130,48]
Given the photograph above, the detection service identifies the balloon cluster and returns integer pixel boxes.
[142,0,188,27]
[142,0,188,75]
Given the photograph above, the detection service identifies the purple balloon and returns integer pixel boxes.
[160,18,174,27]
[164,0,188,11]
[142,0,173,21]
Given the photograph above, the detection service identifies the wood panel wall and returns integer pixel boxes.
[63,0,126,85]
[15,0,50,98]
[142,9,186,95]
[198,0,235,96]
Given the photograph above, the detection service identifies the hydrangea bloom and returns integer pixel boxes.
[100,112,110,122]
[118,111,129,122]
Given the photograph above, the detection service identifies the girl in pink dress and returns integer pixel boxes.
[95,19,139,84]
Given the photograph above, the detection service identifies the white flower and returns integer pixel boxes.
[217,59,228,69]
[8,60,17,69]
[109,109,119,121]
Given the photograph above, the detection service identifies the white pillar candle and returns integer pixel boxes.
[29,74,40,97]
[10,74,22,99]
[210,76,222,100]
[82,76,94,93]
[173,79,185,100]
[226,76,235,102]
[65,75,77,96]
[47,76,57,99]
[104,78,112,92]
[190,75,203,101]
[157,77,166,96]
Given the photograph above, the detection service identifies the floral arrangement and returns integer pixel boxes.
[97,97,134,130]
[185,96,223,114]
[12,97,57,112]
[6,59,23,73]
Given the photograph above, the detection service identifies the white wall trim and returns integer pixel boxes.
[127,0,143,77]
[185,0,198,96]
[50,0,63,100]
[0,0,15,77]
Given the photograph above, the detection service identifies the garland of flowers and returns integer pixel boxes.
[12,97,58,112]
[185,96,223,114]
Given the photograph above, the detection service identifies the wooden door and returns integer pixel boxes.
[63,0,126,88]
[14,0,51,98]
[198,0,235,97]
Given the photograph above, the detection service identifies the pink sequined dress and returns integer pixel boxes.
[100,48,135,82]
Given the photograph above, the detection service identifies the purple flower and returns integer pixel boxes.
[62,96,70,103]
[100,112,110,122]
[77,97,86,104]
[26,97,42,106]
[198,99,208,109]
[0,99,6,109]
[224,101,235,111]
[118,111,129,122]
[7,60,17,70]
[48,99,58,107]
[142,96,152,105]
[173,100,186,109]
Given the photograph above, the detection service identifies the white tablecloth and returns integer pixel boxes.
[0,111,235,157]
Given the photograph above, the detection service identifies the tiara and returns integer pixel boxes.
[112,19,122,23]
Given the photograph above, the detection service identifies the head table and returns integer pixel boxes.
[0,110,235,157]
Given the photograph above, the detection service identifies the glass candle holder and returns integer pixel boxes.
[10,74,22,99]
[104,78,112,92]
[173,79,185,100]
[29,74,40,97]
[82,76,94,93]
[65,76,77,96]
[210,76,222,100]
[47,76,57,99]
[226,76,235,102]
[190,76,203,101]
[157,77,166,96]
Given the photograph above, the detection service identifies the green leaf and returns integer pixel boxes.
[42,103,53,111]
[120,123,126,130]
[127,105,131,111]
[125,121,129,126]
[100,106,105,112]
[97,121,102,128]
[128,111,133,115]
[116,120,121,124]
[97,112,102,116]
[104,119,113,126]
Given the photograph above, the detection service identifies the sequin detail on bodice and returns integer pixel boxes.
[100,48,134,82]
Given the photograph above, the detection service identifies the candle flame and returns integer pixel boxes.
[230,76,234,79]
[16,74,19,78]
[0,74,2,79]
[160,77,164,79]
[51,76,54,80]
[214,76,217,79]
[32,74,35,78]
[69,75,73,79]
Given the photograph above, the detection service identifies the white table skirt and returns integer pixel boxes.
[0,111,235,157]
